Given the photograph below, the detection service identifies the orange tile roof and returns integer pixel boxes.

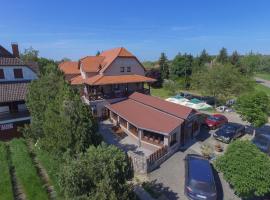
[70,75,84,85]
[84,74,156,85]
[59,61,80,74]
[80,56,105,72]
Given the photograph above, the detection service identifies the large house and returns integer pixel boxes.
[59,47,156,118]
[60,47,202,173]
[0,44,38,139]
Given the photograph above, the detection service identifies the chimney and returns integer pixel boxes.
[11,43,19,58]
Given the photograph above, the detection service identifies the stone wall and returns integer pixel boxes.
[128,151,148,174]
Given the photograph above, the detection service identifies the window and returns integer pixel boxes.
[13,68,23,79]
[170,132,177,146]
[127,66,131,72]
[0,69,4,79]
[120,67,125,72]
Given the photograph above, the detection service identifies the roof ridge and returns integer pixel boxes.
[129,95,184,120]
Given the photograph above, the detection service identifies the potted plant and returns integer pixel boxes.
[200,144,213,159]
[214,142,223,152]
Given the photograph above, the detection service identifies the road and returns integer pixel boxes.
[255,77,270,88]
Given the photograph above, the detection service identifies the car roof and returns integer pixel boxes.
[212,114,225,117]
[187,154,213,183]
[255,133,270,139]
[222,123,243,129]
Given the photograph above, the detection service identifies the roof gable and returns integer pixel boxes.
[0,45,14,58]
[129,92,195,119]
[80,56,105,72]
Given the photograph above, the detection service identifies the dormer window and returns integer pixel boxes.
[14,68,23,79]
[120,67,125,72]
[0,69,4,79]
[127,66,131,72]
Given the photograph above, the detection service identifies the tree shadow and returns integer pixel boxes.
[142,179,179,200]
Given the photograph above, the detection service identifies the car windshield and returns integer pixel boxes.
[189,179,215,193]
[222,125,236,131]
[207,116,220,121]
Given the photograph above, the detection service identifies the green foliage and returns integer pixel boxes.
[163,79,179,95]
[214,140,270,198]
[239,52,261,75]
[59,144,135,200]
[235,91,270,127]
[10,139,48,200]
[198,49,211,67]
[0,143,13,200]
[20,46,39,62]
[158,52,169,80]
[217,47,228,64]
[230,50,240,66]
[191,63,254,103]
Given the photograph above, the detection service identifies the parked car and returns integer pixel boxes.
[213,123,245,143]
[216,106,234,113]
[185,154,217,200]
[252,133,270,155]
[204,114,228,129]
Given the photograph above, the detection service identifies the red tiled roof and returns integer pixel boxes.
[80,56,105,72]
[84,74,156,85]
[59,61,80,74]
[106,99,183,135]
[70,75,84,85]
[129,92,195,119]
[0,82,29,103]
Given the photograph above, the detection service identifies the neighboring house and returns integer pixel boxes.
[59,47,156,118]
[0,43,38,140]
[106,92,201,173]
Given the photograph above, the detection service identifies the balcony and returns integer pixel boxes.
[87,88,150,101]
[0,110,30,124]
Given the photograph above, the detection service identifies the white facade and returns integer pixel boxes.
[0,66,37,81]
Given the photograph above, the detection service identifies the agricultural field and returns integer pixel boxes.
[0,142,13,200]
[0,139,62,200]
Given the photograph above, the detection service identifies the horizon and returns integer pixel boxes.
[1,0,270,61]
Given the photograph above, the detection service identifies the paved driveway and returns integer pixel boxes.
[255,77,270,88]
[148,128,241,200]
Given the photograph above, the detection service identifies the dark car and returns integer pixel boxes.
[252,133,270,155]
[185,154,217,200]
[204,114,228,130]
[213,123,245,143]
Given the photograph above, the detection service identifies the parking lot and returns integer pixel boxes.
[148,127,241,200]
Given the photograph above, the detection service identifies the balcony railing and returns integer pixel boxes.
[0,110,30,123]
[87,88,150,101]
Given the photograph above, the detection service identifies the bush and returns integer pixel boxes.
[214,140,270,198]
[163,79,178,95]
[59,143,135,200]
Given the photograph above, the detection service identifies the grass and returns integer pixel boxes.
[151,87,172,99]
[34,146,64,199]
[255,73,270,81]
[0,142,13,200]
[254,83,270,96]
[9,139,48,200]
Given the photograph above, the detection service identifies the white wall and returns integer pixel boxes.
[103,57,145,76]
[0,66,37,81]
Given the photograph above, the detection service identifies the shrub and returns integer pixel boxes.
[214,140,270,198]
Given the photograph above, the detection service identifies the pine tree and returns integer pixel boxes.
[158,52,169,80]
[198,49,211,66]
[217,47,228,64]
[230,50,240,65]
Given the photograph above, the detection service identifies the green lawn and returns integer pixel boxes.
[255,73,270,81]
[0,142,13,200]
[34,146,64,200]
[151,87,172,99]
[255,83,270,96]
[9,139,48,200]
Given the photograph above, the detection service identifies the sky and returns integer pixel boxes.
[0,0,270,61]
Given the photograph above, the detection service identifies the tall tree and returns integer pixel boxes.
[235,91,269,134]
[239,52,261,75]
[158,52,169,80]
[191,63,254,105]
[198,49,211,67]
[230,50,240,65]
[217,47,228,64]
[170,53,193,88]
[60,144,135,200]
[20,46,39,62]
